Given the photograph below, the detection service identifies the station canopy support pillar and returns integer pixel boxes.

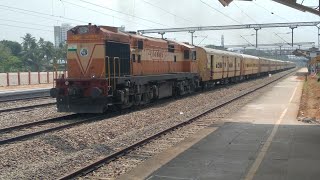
[290,26,297,47]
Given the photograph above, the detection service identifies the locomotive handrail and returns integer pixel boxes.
[106,56,111,87]
[114,57,121,78]
[113,58,116,88]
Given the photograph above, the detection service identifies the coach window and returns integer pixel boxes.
[138,40,143,50]
[174,55,177,63]
[138,55,141,63]
[168,45,174,53]
[184,50,189,59]
[192,51,196,60]
[132,54,136,62]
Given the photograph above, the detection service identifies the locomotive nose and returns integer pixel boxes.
[68,87,82,96]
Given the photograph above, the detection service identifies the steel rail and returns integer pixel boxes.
[0,114,78,133]
[0,102,55,113]
[58,69,296,180]
[0,114,106,145]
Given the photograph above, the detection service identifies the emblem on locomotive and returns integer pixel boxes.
[80,48,88,56]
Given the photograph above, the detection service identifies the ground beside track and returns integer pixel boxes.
[298,70,320,124]
[120,69,320,180]
[0,70,295,179]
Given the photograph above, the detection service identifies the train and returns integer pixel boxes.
[50,24,295,113]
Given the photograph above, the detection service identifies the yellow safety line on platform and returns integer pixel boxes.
[244,85,298,180]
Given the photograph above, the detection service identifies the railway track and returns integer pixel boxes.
[58,69,296,180]
[0,101,56,113]
[0,114,109,145]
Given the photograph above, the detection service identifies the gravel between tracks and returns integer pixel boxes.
[0,98,55,110]
[0,70,294,179]
[0,106,70,129]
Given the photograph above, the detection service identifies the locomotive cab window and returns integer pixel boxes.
[138,40,143,50]
[168,45,174,53]
[184,50,189,59]
[132,54,136,62]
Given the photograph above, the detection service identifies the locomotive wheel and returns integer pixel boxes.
[134,94,142,106]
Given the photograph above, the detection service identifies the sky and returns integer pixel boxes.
[0,0,319,48]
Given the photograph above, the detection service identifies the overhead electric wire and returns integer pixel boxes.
[0,7,63,23]
[274,32,291,45]
[252,1,290,22]
[199,0,242,24]
[62,0,153,28]
[0,23,53,32]
[0,18,53,28]
[253,1,317,38]
[0,4,88,24]
[77,0,170,27]
[141,0,194,25]
[233,2,258,24]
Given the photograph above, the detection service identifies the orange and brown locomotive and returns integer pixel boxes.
[51,24,200,113]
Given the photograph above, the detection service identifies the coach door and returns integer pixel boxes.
[105,41,130,78]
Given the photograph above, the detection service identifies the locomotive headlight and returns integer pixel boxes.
[65,81,69,86]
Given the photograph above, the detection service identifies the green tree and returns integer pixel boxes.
[38,38,55,69]
[0,40,22,56]
[0,44,22,72]
[21,33,47,71]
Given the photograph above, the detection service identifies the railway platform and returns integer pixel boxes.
[119,68,320,180]
[0,84,51,102]
[0,84,52,93]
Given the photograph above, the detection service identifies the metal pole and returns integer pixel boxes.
[290,27,297,47]
[158,32,165,39]
[279,46,282,55]
[317,27,320,49]
[291,28,294,47]
[189,31,195,45]
[254,28,260,48]
[255,29,258,48]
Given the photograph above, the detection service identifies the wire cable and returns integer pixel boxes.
[62,0,154,28]
[77,0,170,27]
[0,23,53,32]
[141,0,194,25]
[199,0,242,24]
[0,18,53,28]
[0,4,88,24]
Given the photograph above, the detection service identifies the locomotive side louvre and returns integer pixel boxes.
[105,41,131,77]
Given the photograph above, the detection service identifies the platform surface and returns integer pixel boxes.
[120,73,320,180]
[0,84,52,93]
